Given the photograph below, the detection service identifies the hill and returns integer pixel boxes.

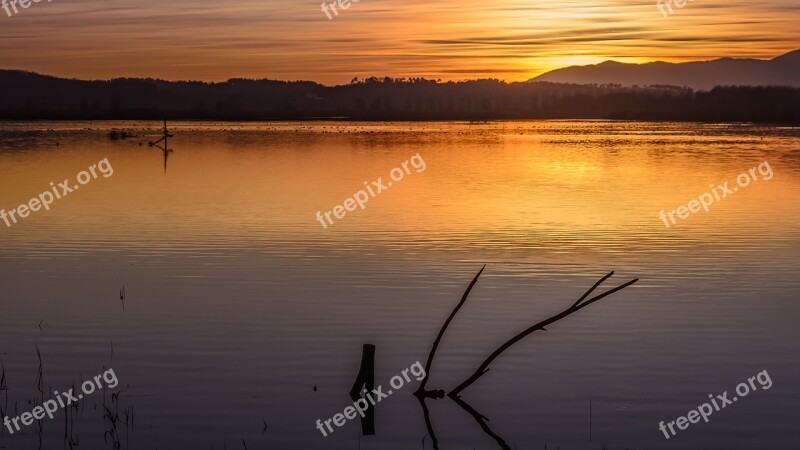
[530,50,800,90]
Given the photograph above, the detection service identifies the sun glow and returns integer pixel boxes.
[0,0,795,83]
[552,56,608,68]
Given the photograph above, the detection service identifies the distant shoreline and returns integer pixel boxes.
[2,70,799,123]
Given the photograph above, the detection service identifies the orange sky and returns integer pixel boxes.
[0,0,797,84]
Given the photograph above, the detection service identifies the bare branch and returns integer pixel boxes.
[415,265,485,398]
[571,271,613,308]
[449,273,638,398]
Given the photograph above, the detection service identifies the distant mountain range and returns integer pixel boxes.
[530,50,800,90]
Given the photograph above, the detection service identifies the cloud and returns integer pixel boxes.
[0,0,796,83]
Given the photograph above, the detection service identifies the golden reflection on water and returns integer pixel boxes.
[4,121,798,253]
[0,121,799,450]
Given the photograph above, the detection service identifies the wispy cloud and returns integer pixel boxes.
[0,0,796,83]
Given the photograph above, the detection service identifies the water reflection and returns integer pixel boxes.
[0,121,798,450]
[147,120,174,173]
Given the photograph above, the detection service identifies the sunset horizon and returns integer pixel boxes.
[1,0,798,84]
[2,47,799,84]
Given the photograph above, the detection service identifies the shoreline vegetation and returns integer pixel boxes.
[1,70,799,122]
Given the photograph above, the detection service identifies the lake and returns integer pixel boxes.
[0,121,798,449]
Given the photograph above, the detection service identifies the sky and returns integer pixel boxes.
[0,0,798,84]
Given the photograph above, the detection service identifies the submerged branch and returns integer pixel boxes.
[449,272,638,398]
[415,265,485,399]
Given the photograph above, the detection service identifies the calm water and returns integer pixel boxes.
[0,121,798,450]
